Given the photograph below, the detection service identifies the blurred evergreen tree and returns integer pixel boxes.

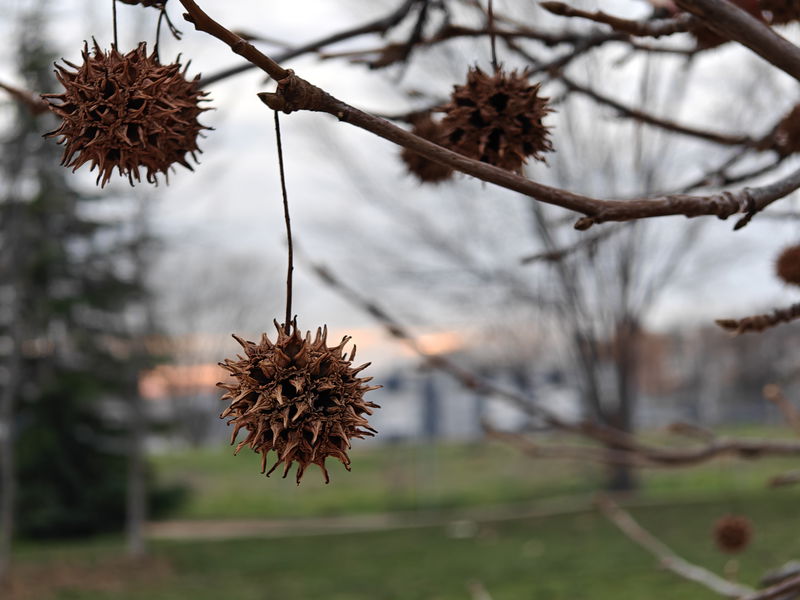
[0,3,178,541]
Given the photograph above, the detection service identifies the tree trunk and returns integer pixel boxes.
[0,381,16,585]
[0,299,22,585]
[126,389,147,559]
[606,448,637,493]
[606,316,640,493]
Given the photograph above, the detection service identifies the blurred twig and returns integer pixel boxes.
[305,256,800,468]
[763,384,800,435]
[0,80,48,115]
[597,496,755,598]
[716,304,800,335]
[560,75,755,147]
[520,223,627,265]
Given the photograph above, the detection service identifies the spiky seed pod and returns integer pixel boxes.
[760,0,800,25]
[440,67,553,172]
[400,115,454,184]
[775,244,800,286]
[42,41,209,187]
[771,104,800,156]
[713,515,753,554]
[218,321,380,484]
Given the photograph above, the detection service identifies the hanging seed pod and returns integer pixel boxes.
[440,66,553,172]
[400,114,454,184]
[775,244,800,286]
[42,41,209,187]
[760,0,800,25]
[713,515,753,554]
[218,321,380,484]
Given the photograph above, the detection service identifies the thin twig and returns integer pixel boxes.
[488,0,497,71]
[541,2,692,37]
[763,384,800,435]
[716,303,800,334]
[520,224,627,265]
[113,0,119,48]
[273,111,293,331]
[667,422,717,442]
[768,470,800,487]
[561,75,755,147]
[676,0,800,82]
[597,496,755,598]
[199,0,420,86]
[741,573,800,600]
[0,80,48,115]
[178,0,800,229]
[306,257,800,467]
[155,9,165,61]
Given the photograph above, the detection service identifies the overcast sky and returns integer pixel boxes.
[3,0,800,368]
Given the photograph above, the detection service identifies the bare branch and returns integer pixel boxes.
[716,303,800,334]
[0,80,48,115]
[763,384,800,435]
[741,573,800,600]
[561,75,755,147]
[667,421,717,442]
[597,496,755,598]
[768,470,800,487]
[199,0,421,86]
[520,223,627,264]
[181,0,800,229]
[541,3,692,38]
[307,256,800,468]
[676,0,800,82]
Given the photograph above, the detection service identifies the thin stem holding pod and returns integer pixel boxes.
[112,0,119,48]
[273,110,294,332]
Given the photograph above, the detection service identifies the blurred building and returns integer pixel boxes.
[138,319,800,449]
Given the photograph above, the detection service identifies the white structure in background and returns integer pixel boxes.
[348,366,582,443]
[140,360,583,449]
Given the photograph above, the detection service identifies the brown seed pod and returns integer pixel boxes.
[400,115,454,184]
[440,66,553,172]
[775,244,800,286]
[218,321,380,484]
[760,0,800,25]
[713,514,753,554]
[770,103,800,155]
[42,41,209,187]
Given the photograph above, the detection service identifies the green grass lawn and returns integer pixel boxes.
[150,430,800,519]
[13,491,800,600]
[12,430,800,599]
[150,440,600,519]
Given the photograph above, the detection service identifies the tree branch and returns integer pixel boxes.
[199,0,421,86]
[561,75,755,147]
[541,2,692,38]
[307,255,800,468]
[597,496,755,598]
[716,303,800,334]
[178,0,800,230]
[676,0,800,82]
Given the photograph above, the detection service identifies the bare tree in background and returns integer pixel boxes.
[8,0,800,596]
[151,252,282,446]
